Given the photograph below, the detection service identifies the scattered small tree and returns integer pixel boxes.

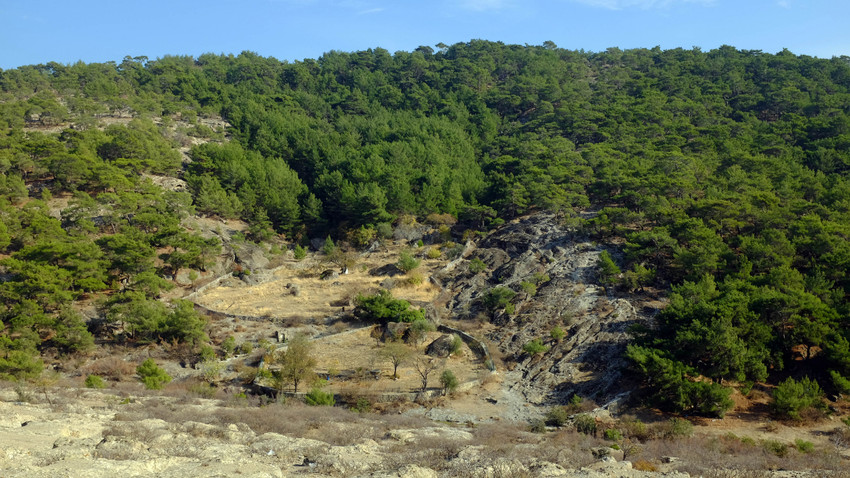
[440,369,459,395]
[305,385,335,406]
[378,341,412,379]
[414,357,439,392]
[137,359,172,390]
[397,249,421,273]
[772,376,826,420]
[274,334,316,393]
[523,338,550,356]
[550,326,566,342]
[85,374,105,389]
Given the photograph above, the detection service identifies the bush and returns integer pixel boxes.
[830,370,850,395]
[529,418,547,433]
[440,369,459,395]
[663,417,694,439]
[221,336,236,357]
[426,247,441,259]
[762,439,789,457]
[519,281,537,296]
[305,387,335,406]
[397,250,421,273]
[469,257,487,274]
[449,334,464,356]
[137,359,172,390]
[772,376,826,420]
[523,338,550,356]
[550,326,566,342]
[293,244,307,260]
[794,438,814,453]
[545,406,570,427]
[482,287,516,311]
[604,428,623,441]
[573,413,597,436]
[85,374,106,389]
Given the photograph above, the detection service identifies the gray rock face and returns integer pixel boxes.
[432,213,646,406]
[425,334,455,358]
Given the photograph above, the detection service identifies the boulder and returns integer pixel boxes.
[425,334,455,358]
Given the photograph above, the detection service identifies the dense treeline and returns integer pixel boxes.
[1,42,850,411]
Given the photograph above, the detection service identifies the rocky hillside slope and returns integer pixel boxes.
[432,213,648,408]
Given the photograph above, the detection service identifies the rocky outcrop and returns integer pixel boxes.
[431,213,646,406]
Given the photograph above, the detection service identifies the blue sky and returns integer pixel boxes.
[1,0,848,69]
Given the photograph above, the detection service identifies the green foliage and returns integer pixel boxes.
[550,326,566,342]
[2,42,850,407]
[772,376,826,420]
[830,371,850,395]
[522,338,550,356]
[136,359,172,390]
[273,334,316,393]
[544,406,570,427]
[322,236,336,256]
[396,249,421,273]
[449,334,464,356]
[604,429,623,441]
[440,369,459,395]
[305,386,335,406]
[573,413,597,436]
[221,336,236,357]
[293,244,307,260]
[794,439,814,453]
[354,289,424,323]
[597,251,621,287]
[84,374,106,389]
[482,287,516,311]
[468,257,487,274]
[626,345,734,417]
[519,281,537,296]
[351,397,372,413]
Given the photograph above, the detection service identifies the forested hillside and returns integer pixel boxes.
[1,41,850,415]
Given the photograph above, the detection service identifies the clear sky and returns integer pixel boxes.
[1,0,848,70]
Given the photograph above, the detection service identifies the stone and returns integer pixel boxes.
[425,334,455,358]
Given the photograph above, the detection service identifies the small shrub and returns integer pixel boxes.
[529,418,547,433]
[199,344,216,362]
[604,428,623,441]
[305,387,336,406]
[519,281,537,296]
[85,374,106,389]
[772,376,826,421]
[137,359,172,390]
[573,413,597,436]
[523,338,550,356]
[293,244,307,260]
[449,335,464,356]
[469,257,487,274]
[664,417,694,439]
[830,370,850,395]
[545,406,569,427]
[440,369,459,395]
[794,438,814,453]
[221,336,236,357]
[619,417,649,441]
[483,286,516,311]
[550,326,566,342]
[238,342,253,355]
[188,382,217,398]
[761,439,789,457]
[352,397,372,413]
[426,247,441,259]
[397,250,421,273]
